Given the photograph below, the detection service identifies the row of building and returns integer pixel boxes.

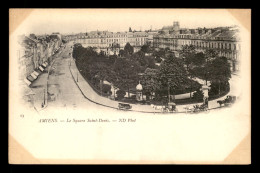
[153,22,241,72]
[17,33,62,85]
[62,21,241,72]
[65,29,157,55]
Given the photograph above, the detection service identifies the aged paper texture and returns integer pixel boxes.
[9,9,251,164]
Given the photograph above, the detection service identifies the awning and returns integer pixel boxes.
[39,66,44,72]
[30,73,37,79]
[27,75,35,82]
[42,63,47,68]
[35,69,42,74]
[24,78,32,86]
[32,71,39,77]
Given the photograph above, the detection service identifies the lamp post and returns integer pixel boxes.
[168,80,170,103]
[100,79,103,96]
[43,88,45,105]
[113,85,116,100]
[202,85,210,108]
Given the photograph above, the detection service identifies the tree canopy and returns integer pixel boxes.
[140,68,160,97]
[112,58,141,97]
[158,56,191,94]
[208,56,231,82]
[72,42,231,102]
[124,42,134,55]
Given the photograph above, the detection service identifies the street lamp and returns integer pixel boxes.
[168,80,170,103]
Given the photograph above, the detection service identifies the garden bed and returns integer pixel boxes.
[114,87,230,106]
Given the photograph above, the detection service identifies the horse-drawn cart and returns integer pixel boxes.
[167,102,177,112]
[118,103,132,110]
[217,95,237,107]
[192,103,208,113]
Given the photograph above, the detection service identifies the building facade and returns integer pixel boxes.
[153,22,241,72]
[75,30,153,55]
[17,33,62,82]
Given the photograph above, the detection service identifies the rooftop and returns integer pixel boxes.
[155,27,239,41]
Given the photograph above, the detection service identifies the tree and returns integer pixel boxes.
[140,68,160,100]
[208,56,231,95]
[209,81,230,97]
[113,58,141,98]
[132,51,145,65]
[102,84,112,94]
[108,55,117,64]
[116,90,126,100]
[155,56,162,63]
[178,45,198,99]
[89,62,109,86]
[179,45,196,72]
[119,49,126,57]
[165,47,170,53]
[158,56,191,101]
[145,56,156,69]
[29,34,37,40]
[153,49,166,60]
[124,42,134,56]
[203,49,219,85]
[190,52,205,66]
[99,50,106,57]
[192,89,204,101]
[72,43,84,60]
[141,44,150,53]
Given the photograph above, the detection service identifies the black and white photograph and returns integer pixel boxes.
[9,9,251,164]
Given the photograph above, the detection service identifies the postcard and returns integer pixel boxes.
[9,8,251,164]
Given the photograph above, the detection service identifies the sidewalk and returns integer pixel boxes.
[30,57,57,112]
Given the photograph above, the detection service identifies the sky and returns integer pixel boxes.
[18,9,239,35]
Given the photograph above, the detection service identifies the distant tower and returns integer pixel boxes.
[173,21,180,31]
[129,27,132,32]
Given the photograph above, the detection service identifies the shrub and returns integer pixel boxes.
[155,56,162,63]
[209,81,230,97]
[192,89,204,101]
[116,90,126,100]
[102,84,111,94]
[130,94,136,99]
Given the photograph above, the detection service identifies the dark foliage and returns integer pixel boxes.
[116,89,126,100]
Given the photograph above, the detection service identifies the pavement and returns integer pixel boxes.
[29,47,65,112]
